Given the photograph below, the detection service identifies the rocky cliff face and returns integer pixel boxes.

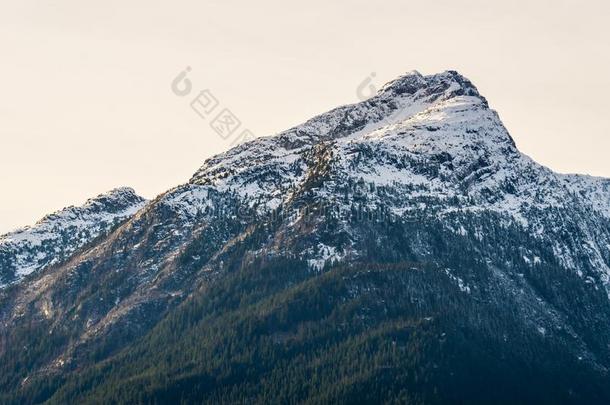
[1,71,610,403]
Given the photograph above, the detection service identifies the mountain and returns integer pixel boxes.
[0,187,146,287]
[2,70,610,404]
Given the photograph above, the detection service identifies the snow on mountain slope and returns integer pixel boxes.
[191,70,610,223]
[1,70,608,337]
[180,70,610,291]
[559,174,610,218]
[0,187,147,287]
[3,70,610,392]
[188,71,484,211]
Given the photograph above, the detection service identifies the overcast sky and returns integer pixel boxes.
[1,0,609,233]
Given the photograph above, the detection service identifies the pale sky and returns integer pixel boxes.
[1,0,609,234]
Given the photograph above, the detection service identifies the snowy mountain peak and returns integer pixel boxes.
[190,70,504,193]
[37,187,144,225]
[185,70,610,293]
[378,70,487,107]
[0,188,147,287]
[378,69,426,94]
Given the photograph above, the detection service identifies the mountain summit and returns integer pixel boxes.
[1,71,610,403]
[0,187,146,286]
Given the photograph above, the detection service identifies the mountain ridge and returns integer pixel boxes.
[0,187,146,287]
[1,70,610,403]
